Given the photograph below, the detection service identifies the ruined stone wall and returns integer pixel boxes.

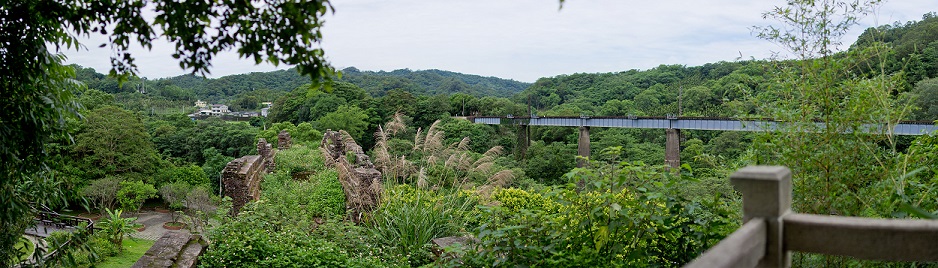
[278,130,292,150]
[132,232,207,268]
[321,130,382,223]
[222,138,276,215]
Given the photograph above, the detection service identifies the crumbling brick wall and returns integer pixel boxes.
[321,130,382,223]
[278,130,292,150]
[222,138,277,215]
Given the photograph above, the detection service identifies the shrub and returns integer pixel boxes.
[117,180,158,212]
[457,161,734,267]
[369,185,473,266]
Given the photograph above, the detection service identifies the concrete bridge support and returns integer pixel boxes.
[578,126,590,167]
[665,128,680,170]
[516,124,529,159]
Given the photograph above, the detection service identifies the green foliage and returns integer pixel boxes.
[159,181,191,222]
[752,0,916,217]
[265,168,346,219]
[202,144,391,267]
[369,185,473,266]
[458,161,733,267]
[200,219,380,268]
[491,187,558,213]
[183,186,220,234]
[77,88,116,111]
[257,121,323,147]
[116,181,158,212]
[98,209,138,252]
[523,141,577,184]
[273,144,327,174]
[153,118,259,165]
[83,176,123,212]
[317,105,370,141]
[43,230,114,267]
[339,67,530,98]
[154,164,209,187]
[910,77,938,120]
[201,147,234,190]
[75,106,161,179]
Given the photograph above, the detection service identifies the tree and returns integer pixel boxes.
[0,0,340,264]
[82,177,122,213]
[77,89,115,111]
[154,165,210,188]
[911,77,938,120]
[185,186,218,234]
[317,105,370,141]
[160,182,191,224]
[74,106,161,178]
[117,180,158,213]
[753,0,913,222]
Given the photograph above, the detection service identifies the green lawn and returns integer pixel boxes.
[97,239,155,268]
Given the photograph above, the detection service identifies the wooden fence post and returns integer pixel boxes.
[731,166,792,268]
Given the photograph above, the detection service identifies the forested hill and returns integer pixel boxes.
[89,66,526,101]
[337,67,529,97]
[516,12,938,120]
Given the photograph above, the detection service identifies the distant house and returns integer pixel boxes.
[261,107,269,117]
[211,104,229,114]
[195,100,208,109]
[261,102,273,108]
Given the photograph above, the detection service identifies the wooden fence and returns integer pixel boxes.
[685,166,938,267]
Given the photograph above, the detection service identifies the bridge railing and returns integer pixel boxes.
[684,166,938,268]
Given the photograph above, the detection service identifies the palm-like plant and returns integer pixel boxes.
[97,208,137,252]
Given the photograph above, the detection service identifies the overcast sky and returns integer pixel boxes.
[61,0,935,83]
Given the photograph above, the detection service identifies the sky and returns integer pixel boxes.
[61,0,935,83]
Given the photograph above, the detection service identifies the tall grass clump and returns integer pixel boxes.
[373,113,514,190]
[368,184,476,265]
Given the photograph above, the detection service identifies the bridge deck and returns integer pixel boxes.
[470,117,938,136]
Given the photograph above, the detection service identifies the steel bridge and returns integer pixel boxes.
[469,116,938,169]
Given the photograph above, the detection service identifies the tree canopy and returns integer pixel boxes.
[0,0,337,264]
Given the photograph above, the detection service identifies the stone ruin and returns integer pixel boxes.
[278,130,292,150]
[222,138,276,215]
[321,129,382,223]
[132,232,208,268]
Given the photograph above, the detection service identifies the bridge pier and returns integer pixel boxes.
[665,128,680,170]
[578,126,590,167]
[516,124,529,159]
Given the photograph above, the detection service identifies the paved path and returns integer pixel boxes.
[128,210,189,241]
[26,210,187,241]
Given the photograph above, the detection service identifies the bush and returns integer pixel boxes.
[368,185,473,266]
[457,161,735,267]
[200,217,378,268]
[117,181,158,212]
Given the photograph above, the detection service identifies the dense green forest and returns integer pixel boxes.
[18,5,938,268]
[75,65,530,112]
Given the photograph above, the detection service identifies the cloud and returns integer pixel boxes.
[60,0,935,82]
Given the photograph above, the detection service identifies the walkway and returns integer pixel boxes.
[25,210,186,241]
[129,210,189,240]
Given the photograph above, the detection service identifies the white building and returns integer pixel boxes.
[211,104,229,114]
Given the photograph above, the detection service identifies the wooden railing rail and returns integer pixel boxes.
[684,219,767,267]
[685,166,938,268]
